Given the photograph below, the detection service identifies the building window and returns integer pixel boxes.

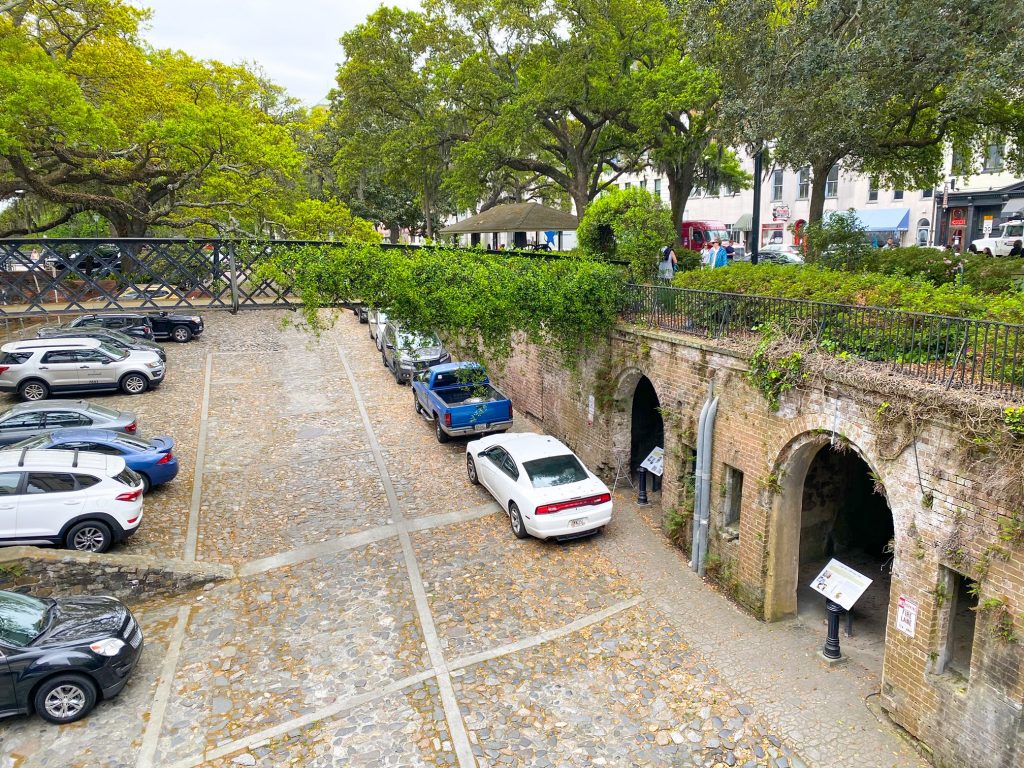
[984,142,1004,172]
[654,178,662,196]
[825,165,839,198]
[917,218,930,246]
[868,178,878,202]
[624,182,632,190]
[922,188,933,199]
[797,167,810,199]
[722,465,744,529]
[640,179,647,190]
[893,189,904,201]
[771,169,783,202]
[935,568,979,678]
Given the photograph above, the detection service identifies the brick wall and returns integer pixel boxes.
[491,325,1023,768]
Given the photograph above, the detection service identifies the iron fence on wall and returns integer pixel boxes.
[0,238,310,317]
[621,283,1024,399]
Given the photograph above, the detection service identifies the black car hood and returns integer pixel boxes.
[37,596,126,646]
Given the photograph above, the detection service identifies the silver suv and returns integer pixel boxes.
[0,339,165,401]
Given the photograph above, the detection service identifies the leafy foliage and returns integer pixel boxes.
[747,325,805,410]
[673,263,1024,324]
[577,188,674,281]
[858,248,1024,295]
[802,210,870,269]
[257,244,623,361]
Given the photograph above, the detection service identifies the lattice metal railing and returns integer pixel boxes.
[0,238,311,316]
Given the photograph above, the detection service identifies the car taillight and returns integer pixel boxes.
[116,489,142,502]
[156,452,173,464]
[0,366,8,374]
[508,403,513,420]
[535,492,611,516]
[127,515,140,524]
[444,413,451,427]
[125,421,137,434]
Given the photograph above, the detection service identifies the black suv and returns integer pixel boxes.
[0,589,143,724]
[143,311,204,343]
[64,314,155,340]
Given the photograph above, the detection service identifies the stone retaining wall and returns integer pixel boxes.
[0,546,233,603]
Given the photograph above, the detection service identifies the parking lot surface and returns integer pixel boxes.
[0,311,926,768]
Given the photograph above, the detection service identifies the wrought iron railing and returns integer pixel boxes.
[0,238,310,316]
[621,283,1024,399]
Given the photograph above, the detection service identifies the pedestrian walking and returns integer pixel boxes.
[700,242,712,268]
[709,238,729,269]
[658,244,677,281]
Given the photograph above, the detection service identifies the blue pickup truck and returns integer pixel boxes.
[412,363,514,443]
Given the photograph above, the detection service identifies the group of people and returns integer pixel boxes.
[658,237,731,281]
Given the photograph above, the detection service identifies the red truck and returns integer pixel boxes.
[679,220,732,252]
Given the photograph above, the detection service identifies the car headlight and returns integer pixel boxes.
[399,361,414,369]
[90,638,126,656]
[145,362,161,369]
[440,353,451,362]
[188,316,201,323]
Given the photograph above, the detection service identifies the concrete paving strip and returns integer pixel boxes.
[135,605,192,768]
[405,501,501,531]
[338,345,478,768]
[160,669,438,768]
[237,524,397,577]
[183,352,213,562]
[448,595,645,671]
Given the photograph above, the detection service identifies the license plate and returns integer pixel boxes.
[473,423,489,432]
[569,517,588,528]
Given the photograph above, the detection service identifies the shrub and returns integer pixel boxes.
[577,188,675,282]
[802,210,871,269]
[859,247,1024,294]
[675,247,702,273]
[672,262,1024,324]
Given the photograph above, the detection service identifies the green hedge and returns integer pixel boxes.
[257,243,623,359]
[672,262,1024,324]
[858,247,1024,294]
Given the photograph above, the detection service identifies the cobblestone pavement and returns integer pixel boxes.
[0,310,926,768]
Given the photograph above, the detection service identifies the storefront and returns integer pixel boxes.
[851,208,910,247]
[936,181,1024,252]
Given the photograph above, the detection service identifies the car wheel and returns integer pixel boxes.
[171,325,192,343]
[34,675,98,725]
[120,373,149,395]
[139,473,151,494]
[509,502,529,539]
[18,379,49,402]
[66,520,112,553]
[435,416,450,444]
[466,455,479,485]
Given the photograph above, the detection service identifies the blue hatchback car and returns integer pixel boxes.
[7,429,178,492]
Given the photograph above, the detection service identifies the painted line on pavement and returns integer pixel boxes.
[136,605,192,768]
[162,669,437,768]
[338,345,477,768]
[238,524,396,577]
[405,501,501,531]
[183,353,213,562]
[449,595,645,671]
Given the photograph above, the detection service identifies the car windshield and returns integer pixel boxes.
[0,590,48,646]
[1005,223,1023,238]
[98,342,127,360]
[397,332,440,350]
[707,230,730,242]
[523,454,588,488]
[9,434,51,450]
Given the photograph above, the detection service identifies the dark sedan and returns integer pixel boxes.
[0,589,143,724]
[0,401,138,446]
[34,327,166,361]
[64,314,155,341]
[381,323,451,384]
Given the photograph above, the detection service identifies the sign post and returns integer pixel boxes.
[809,559,873,663]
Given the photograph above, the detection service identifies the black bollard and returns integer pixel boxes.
[823,599,844,660]
[637,467,650,506]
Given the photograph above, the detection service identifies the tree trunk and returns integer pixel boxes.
[807,161,834,226]
[570,176,590,220]
[388,225,400,244]
[422,182,434,240]
[106,213,148,238]
[666,166,694,244]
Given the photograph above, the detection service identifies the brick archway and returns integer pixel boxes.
[764,431,892,621]
[606,366,664,479]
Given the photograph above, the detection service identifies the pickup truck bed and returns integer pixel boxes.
[436,385,505,406]
[412,362,514,443]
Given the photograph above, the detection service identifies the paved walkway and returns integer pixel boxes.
[0,311,928,767]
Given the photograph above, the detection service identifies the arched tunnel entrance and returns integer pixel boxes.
[796,445,895,667]
[630,376,663,478]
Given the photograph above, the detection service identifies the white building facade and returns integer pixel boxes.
[610,146,1024,253]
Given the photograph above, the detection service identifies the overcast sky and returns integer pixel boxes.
[137,1,422,106]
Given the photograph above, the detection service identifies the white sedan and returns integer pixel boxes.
[466,433,612,540]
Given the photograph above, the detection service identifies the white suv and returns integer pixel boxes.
[0,449,144,552]
[0,338,165,401]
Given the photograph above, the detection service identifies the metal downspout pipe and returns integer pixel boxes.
[692,382,719,575]
[690,393,712,569]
